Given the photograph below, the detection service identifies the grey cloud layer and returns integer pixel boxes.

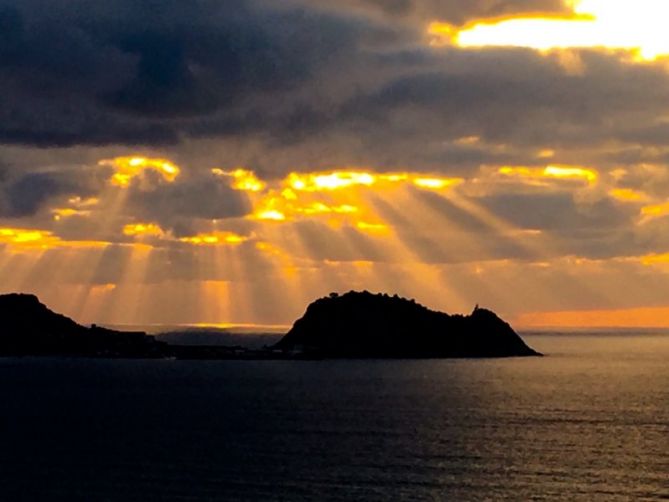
[2,0,669,268]
[2,0,668,163]
[294,0,569,24]
[0,0,388,146]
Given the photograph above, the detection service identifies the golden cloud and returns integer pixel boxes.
[100,156,180,187]
[429,0,669,62]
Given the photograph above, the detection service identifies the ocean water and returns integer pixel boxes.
[1,334,668,501]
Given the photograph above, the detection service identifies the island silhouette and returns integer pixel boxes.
[274,291,540,358]
[0,291,540,358]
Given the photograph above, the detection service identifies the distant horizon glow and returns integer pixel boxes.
[516,306,669,329]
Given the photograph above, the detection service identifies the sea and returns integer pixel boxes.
[1,333,667,501]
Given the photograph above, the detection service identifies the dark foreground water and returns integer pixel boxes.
[1,334,668,501]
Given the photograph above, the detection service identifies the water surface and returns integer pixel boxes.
[1,334,667,500]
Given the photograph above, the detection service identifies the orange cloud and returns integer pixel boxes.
[641,201,669,220]
[498,165,597,184]
[0,227,107,250]
[240,169,463,226]
[609,188,649,203]
[179,231,249,246]
[123,223,165,238]
[212,168,266,192]
[100,156,180,187]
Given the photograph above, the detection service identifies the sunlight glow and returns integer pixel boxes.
[123,223,165,237]
[287,171,376,191]
[52,208,91,221]
[609,188,649,203]
[285,171,463,193]
[68,197,99,207]
[413,177,463,190]
[179,231,249,246]
[242,169,462,226]
[0,228,55,246]
[100,156,181,187]
[52,197,99,221]
[0,227,107,250]
[254,208,287,222]
[640,253,669,266]
[499,165,597,184]
[537,149,556,159]
[356,222,390,234]
[429,0,669,62]
[641,201,669,220]
[212,168,266,192]
[544,165,597,183]
[297,203,359,216]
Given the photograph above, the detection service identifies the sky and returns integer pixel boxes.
[2,0,669,328]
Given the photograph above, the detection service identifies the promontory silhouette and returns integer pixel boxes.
[0,293,166,358]
[0,291,540,359]
[274,291,541,358]
[0,293,279,359]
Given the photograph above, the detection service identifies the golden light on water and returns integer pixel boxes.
[429,0,669,62]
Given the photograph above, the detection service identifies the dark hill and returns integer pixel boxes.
[0,293,166,358]
[274,291,541,358]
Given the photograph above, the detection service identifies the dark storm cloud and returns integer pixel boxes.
[1,0,668,169]
[0,0,575,150]
[189,47,669,176]
[125,175,252,235]
[343,49,669,145]
[4,173,59,217]
[0,168,104,217]
[0,0,387,146]
[299,0,569,24]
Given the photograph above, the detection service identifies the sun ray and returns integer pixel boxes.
[53,246,111,323]
[103,244,154,325]
[437,189,622,311]
[365,192,471,310]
